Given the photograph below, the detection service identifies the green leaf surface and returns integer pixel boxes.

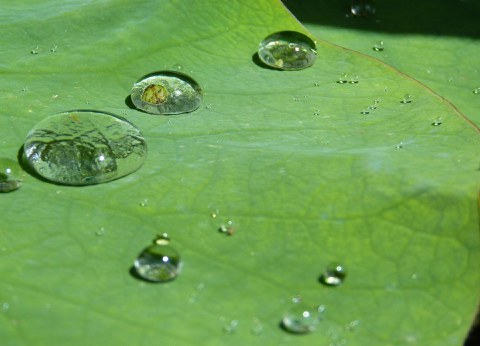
[1,1,479,345]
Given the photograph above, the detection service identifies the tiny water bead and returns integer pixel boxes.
[131,71,202,115]
[281,297,324,334]
[0,158,24,193]
[23,111,147,186]
[431,117,443,126]
[219,220,235,236]
[336,73,359,84]
[133,233,181,283]
[257,31,317,71]
[350,0,376,17]
[400,94,413,104]
[319,263,347,286]
[372,41,384,51]
[473,88,480,94]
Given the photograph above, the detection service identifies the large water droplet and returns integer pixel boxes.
[131,71,202,115]
[257,31,317,71]
[0,158,24,193]
[23,110,147,186]
[133,234,181,283]
[281,297,323,334]
[319,263,347,286]
[350,0,376,17]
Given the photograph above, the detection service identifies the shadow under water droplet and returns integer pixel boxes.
[125,95,136,110]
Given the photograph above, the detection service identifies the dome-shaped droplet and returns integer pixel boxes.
[0,158,24,193]
[133,234,182,283]
[258,31,317,71]
[319,263,347,286]
[131,71,202,115]
[23,110,147,185]
[281,297,323,334]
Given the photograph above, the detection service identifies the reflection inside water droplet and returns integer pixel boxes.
[319,263,347,286]
[133,234,181,283]
[257,31,317,70]
[281,297,323,334]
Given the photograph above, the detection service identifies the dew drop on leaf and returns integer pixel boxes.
[133,234,182,283]
[281,296,323,334]
[350,0,376,17]
[131,71,202,115]
[372,41,384,51]
[257,31,317,71]
[431,117,443,126]
[319,263,347,286]
[473,87,480,94]
[0,158,24,193]
[401,94,413,103]
[23,110,147,186]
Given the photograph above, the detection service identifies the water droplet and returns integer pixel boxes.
[395,142,403,149]
[314,110,320,116]
[431,117,443,126]
[51,94,59,100]
[473,87,480,94]
[219,220,235,236]
[139,198,148,207]
[0,158,24,193]
[368,105,378,110]
[133,234,181,283]
[313,81,320,87]
[319,263,347,286]
[400,94,413,104]
[257,31,317,71]
[292,96,300,102]
[205,103,213,110]
[348,75,359,84]
[372,41,384,51]
[2,303,10,312]
[222,319,239,334]
[350,0,376,17]
[21,86,28,92]
[23,110,147,186]
[281,297,323,334]
[31,46,40,54]
[95,227,105,236]
[130,71,202,115]
[346,319,361,332]
[251,318,264,336]
[360,109,370,115]
[171,63,183,71]
[50,45,58,53]
[336,73,349,84]
[210,209,219,218]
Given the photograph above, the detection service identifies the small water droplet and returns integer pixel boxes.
[350,0,376,17]
[50,45,58,53]
[314,110,320,116]
[31,46,40,54]
[133,234,181,283]
[348,75,359,84]
[205,103,213,110]
[400,94,413,104]
[21,86,28,92]
[319,263,347,286]
[130,71,202,115]
[360,109,370,115]
[171,63,183,71]
[346,319,361,332]
[368,105,377,110]
[51,94,59,100]
[431,117,443,126]
[251,318,264,336]
[473,87,480,94]
[210,209,219,218]
[281,297,323,334]
[23,110,147,185]
[395,142,403,149]
[222,319,239,334]
[219,220,235,236]
[372,41,384,51]
[336,73,349,84]
[314,81,320,87]
[0,158,24,193]
[95,227,105,236]
[410,273,418,280]
[139,198,148,207]
[257,31,317,70]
